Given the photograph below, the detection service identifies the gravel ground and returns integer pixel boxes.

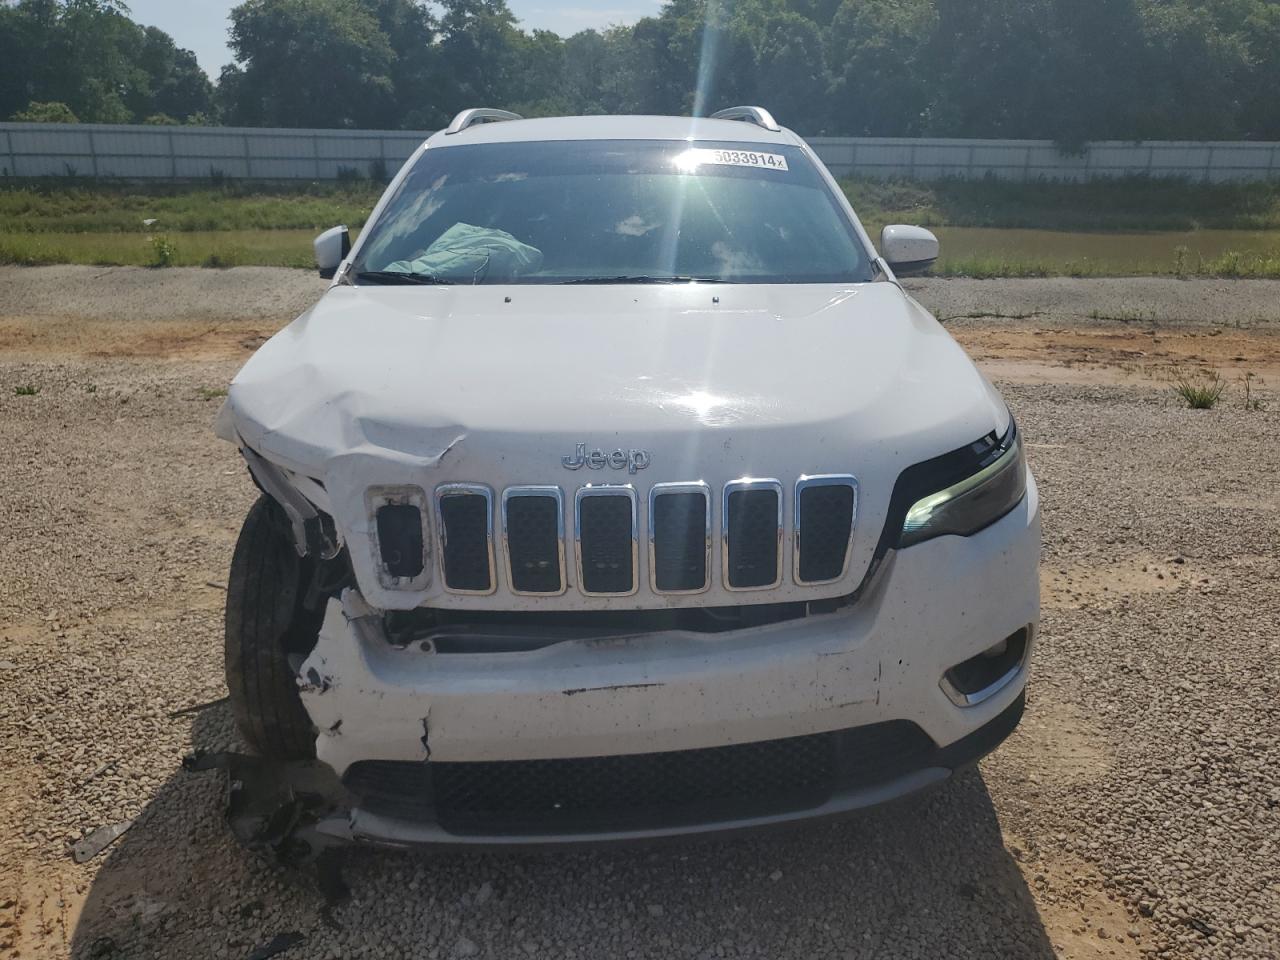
[0,269,1278,960]
[3,265,1280,329]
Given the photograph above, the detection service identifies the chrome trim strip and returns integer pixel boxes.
[648,481,712,595]
[500,485,567,597]
[721,478,784,592]
[434,483,497,596]
[574,484,639,597]
[793,474,859,585]
[939,626,1035,708]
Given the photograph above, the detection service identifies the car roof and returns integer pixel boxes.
[425,115,802,149]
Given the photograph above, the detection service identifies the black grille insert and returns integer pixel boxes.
[725,487,780,588]
[438,492,492,592]
[652,491,708,592]
[505,495,563,594]
[577,493,635,594]
[375,504,424,579]
[343,718,940,836]
[797,482,856,583]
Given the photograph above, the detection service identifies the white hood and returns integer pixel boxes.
[221,282,1010,610]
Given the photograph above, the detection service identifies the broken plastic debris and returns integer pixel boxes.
[72,819,133,863]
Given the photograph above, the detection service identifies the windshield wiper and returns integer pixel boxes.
[354,270,453,286]
[558,275,728,285]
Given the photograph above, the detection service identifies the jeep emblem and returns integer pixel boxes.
[562,442,651,474]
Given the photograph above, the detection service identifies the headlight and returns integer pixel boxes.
[898,428,1027,548]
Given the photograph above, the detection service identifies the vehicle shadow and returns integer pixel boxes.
[69,703,1056,959]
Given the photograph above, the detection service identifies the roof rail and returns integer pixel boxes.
[445,108,523,136]
[709,106,781,133]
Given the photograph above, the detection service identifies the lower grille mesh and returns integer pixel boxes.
[343,720,936,835]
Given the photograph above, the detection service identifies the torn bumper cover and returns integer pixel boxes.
[199,488,1037,849]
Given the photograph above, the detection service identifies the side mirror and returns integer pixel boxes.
[881,225,939,275]
[315,225,351,280]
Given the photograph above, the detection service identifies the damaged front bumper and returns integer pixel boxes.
[202,485,1039,851]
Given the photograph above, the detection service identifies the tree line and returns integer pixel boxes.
[3,0,1279,142]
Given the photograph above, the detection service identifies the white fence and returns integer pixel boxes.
[2,122,1279,182]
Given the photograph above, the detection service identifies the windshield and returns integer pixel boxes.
[351,139,874,285]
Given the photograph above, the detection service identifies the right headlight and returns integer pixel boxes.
[898,428,1027,549]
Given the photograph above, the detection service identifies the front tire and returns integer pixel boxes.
[224,495,324,759]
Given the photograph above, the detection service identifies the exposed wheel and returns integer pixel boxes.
[224,495,325,759]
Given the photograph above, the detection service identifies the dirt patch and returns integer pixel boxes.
[0,314,275,361]
[956,325,1280,388]
[1005,832,1151,959]
[3,868,88,960]
[907,276,1280,329]
[1010,699,1112,784]
[1042,555,1205,609]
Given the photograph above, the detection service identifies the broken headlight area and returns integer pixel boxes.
[240,444,342,560]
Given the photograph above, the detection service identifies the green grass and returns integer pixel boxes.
[0,229,323,268]
[3,176,1280,277]
[0,180,383,234]
[844,176,1280,233]
[5,175,1277,236]
[1173,375,1227,409]
[3,227,1278,277]
[14,384,40,396]
[931,252,1280,279]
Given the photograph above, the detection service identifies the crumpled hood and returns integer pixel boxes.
[219,282,1010,609]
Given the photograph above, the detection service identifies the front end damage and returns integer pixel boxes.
[193,473,1039,852]
[203,281,1040,855]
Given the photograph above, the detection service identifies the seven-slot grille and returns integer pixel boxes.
[426,477,857,596]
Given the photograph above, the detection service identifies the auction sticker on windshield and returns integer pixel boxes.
[678,148,790,172]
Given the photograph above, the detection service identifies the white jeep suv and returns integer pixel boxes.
[214,107,1039,850]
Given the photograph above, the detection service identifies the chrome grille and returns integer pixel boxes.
[794,476,858,584]
[436,484,496,595]
[723,480,783,590]
[419,475,856,598]
[649,482,711,594]
[575,486,638,596]
[502,487,566,596]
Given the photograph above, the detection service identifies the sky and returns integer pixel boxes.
[127,1,663,77]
